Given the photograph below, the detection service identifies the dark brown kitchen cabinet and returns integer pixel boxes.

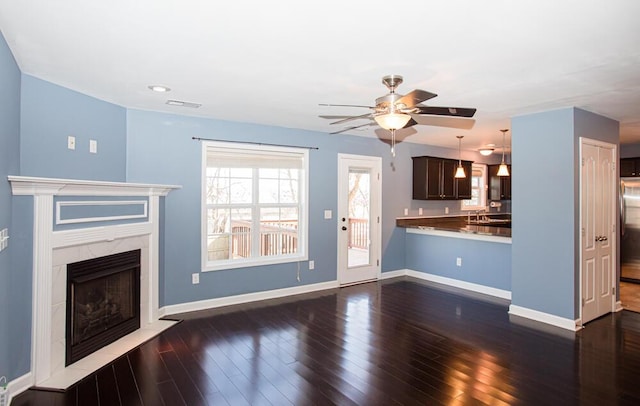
[488,164,511,200]
[621,158,640,177]
[412,156,472,200]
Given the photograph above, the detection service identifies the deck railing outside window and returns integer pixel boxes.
[223,218,368,259]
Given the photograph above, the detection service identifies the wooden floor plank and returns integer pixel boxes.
[13,278,640,405]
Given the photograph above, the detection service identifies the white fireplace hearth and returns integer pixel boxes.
[9,176,180,390]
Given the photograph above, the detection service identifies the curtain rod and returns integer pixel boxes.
[192,136,319,150]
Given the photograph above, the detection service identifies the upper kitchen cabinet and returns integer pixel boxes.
[621,157,640,177]
[488,164,512,200]
[413,156,472,200]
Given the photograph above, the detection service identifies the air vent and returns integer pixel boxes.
[166,100,201,108]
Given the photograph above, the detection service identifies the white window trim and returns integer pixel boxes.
[201,141,309,272]
[461,163,488,211]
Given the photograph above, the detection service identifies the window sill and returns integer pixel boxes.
[202,254,309,272]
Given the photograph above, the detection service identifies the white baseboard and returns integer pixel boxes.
[509,304,580,331]
[615,300,624,312]
[5,371,33,404]
[405,269,512,300]
[161,280,340,316]
[379,269,407,280]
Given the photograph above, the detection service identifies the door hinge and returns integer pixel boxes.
[612,287,616,295]
[581,157,585,166]
[377,172,380,180]
[377,216,380,224]
[582,298,586,306]
[377,259,379,266]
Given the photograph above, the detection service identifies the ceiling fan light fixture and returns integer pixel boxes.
[374,112,411,130]
[479,148,494,156]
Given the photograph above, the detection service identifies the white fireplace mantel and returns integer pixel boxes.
[8,176,180,387]
[9,175,179,197]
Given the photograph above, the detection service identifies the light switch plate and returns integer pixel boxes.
[89,139,97,154]
[67,136,76,150]
[309,260,315,270]
[0,228,8,252]
[192,273,200,284]
[324,210,332,219]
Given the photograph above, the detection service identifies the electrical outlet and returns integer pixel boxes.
[309,260,315,270]
[67,135,76,150]
[445,207,449,214]
[456,257,462,267]
[192,273,200,284]
[89,139,98,154]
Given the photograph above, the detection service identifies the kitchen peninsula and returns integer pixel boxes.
[397,213,512,300]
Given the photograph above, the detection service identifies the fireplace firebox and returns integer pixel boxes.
[66,249,141,365]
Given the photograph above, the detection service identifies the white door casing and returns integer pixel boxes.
[337,154,381,285]
[580,138,616,324]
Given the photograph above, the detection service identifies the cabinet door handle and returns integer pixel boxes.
[341,226,347,231]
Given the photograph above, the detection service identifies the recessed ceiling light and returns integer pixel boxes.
[148,85,171,93]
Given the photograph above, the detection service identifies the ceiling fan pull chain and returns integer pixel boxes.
[391,129,396,157]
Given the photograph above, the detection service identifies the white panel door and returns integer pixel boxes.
[337,154,381,286]
[581,139,615,324]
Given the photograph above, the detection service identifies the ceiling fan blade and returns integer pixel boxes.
[330,113,373,125]
[319,115,359,119]
[409,114,476,130]
[319,103,374,109]
[404,118,419,128]
[395,89,437,108]
[330,122,375,134]
[414,106,477,118]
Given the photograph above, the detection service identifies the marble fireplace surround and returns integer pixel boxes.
[9,176,180,389]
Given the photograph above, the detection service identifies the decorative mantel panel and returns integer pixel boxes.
[8,176,180,386]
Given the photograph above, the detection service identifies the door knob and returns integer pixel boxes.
[342,226,347,231]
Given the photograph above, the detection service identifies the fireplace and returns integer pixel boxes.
[66,250,141,365]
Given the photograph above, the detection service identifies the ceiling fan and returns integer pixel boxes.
[320,74,477,156]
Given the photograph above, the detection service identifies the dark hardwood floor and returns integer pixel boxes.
[12,277,640,405]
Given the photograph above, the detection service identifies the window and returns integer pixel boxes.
[202,141,308,271]
[461,164,487,211]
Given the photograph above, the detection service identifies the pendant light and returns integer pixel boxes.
[497,129,510,177]
[454,135,466,178]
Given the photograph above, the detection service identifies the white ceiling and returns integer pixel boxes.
[1,0,639,152]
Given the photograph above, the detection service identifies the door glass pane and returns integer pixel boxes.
[348,168,370,268]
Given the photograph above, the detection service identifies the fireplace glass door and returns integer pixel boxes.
[66,250,141,365]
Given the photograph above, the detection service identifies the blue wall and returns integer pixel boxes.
[405,232,511,291]
[20,75,127,181]
[621,143,640,158]
[0,29,21,382]
[511,107,618,320]
[125,109,428,305]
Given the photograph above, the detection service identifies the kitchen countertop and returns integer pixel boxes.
[396,214,512,239]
